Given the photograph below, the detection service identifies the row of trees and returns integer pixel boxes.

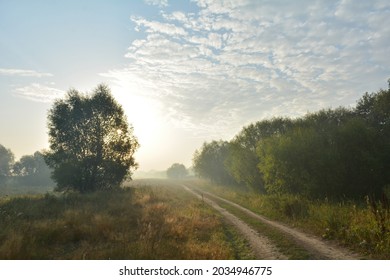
[193,80,390,200]
[0,146,53,187]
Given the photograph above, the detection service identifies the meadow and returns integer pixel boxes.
[0,180,253,260]
[1,179,389,259]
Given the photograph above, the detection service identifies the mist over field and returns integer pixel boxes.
[0,0,390,262]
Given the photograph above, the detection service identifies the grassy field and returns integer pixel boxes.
[2,178,388,259]
[189,179,390,259]
[0,180,254,259]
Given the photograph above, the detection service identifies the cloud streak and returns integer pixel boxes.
[0,68,53,78]
[104,0,390,139]
[13,83,65,103]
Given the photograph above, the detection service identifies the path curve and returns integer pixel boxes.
[182,185,287,259]
[188,186,360,260]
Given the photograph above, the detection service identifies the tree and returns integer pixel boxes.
[354,82,390,192]
[166,163,188,179]
[44,84,139,192]
[257,125,339,197]
[13,151,53,186]
[226,118,293,192]
[193,140,236,185]
[0,144,14,186]
[257,111,383,199]
[355,80,390,131]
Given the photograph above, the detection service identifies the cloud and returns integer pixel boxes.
[0,68,53,78]
[13,83,65,103]
[131,16,188,36]
[104,0,390,139]
[144,0,168,8]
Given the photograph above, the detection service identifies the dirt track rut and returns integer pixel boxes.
[182,185,287,259]
[182,184,360,260]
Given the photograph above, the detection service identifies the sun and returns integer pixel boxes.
[110,84,164,145]
[107,78,181,170]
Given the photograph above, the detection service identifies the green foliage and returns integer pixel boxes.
[12,151,53,187]
[44,84,139,193]
[166,163,188,179]
[258,115,384,198]
[366,194,390,237]
[225,118,293,192]
[280,196,310,220]
[192,140,236,185]
[0,144,14,186]
[194,79,390,200]
[355,84,390,185]
[263,105,387,198]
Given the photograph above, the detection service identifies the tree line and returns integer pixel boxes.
[193,80,390,200]
[0,146,53,188]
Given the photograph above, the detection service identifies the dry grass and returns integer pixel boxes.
[0,182,250,259]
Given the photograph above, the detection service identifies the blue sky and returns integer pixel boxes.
[1,0,390,171]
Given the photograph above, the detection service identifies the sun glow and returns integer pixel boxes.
[112,86,163,141]
[109,82,174,170]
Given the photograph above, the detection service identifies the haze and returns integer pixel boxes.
[1,0,389,172]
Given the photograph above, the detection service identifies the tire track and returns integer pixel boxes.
[187,185,360,260]
[182,185,287,260]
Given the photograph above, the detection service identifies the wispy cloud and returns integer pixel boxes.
[144,0,168,8]
[131,16,188,36]
[0,68,53,78]
[103,0,390,138]
[13,83,65,103]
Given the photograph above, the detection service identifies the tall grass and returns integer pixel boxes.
[0,184,54,196]
[0,183,249,259]
[191,179,390,259]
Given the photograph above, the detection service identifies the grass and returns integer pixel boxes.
[0,184,54,197]
[0,181,254,259]
[216,199,314,259]
[190,179,390,259]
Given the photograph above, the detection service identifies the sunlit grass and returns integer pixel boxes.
[0,182,252,259]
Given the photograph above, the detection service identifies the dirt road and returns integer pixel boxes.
[182,185,287,259]
[182,184,360,260]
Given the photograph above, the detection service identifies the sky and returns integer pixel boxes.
[1,0,390,172]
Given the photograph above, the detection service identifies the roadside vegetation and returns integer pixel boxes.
[190,179,390,259]
[0,181,253,259]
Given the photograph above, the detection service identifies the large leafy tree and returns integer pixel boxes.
[226,118,293,192]
[355,81,390,186]
[44,84,139,192]
[257,110,383,199]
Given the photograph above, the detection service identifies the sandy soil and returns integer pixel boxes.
[182,185,287,259]
[183,184,360,260]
